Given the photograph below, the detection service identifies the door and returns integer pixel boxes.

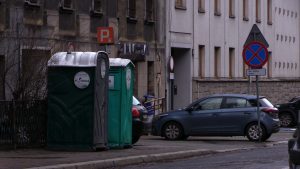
[216,97,252,134]
[188,97,223,135]
[171,48,192,109]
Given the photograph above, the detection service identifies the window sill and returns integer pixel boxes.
[90,10,103,17]
[267,21,273,25]
[229,15,235,19]
[198,9,205,13]
[59,30,76,37]
[59,7,74,14]
[144,19,155,25]
[243,17,249,21]
[127,17,137,24]
[175,6,187,10]
[256,19,261,23]
[214,12,221,16]
[24,2,41,8]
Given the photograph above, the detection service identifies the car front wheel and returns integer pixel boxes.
[246,123,267,142]
[162,122,183,140]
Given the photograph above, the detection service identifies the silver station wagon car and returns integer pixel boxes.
[152,94,280,142]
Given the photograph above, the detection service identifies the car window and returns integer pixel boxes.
[195,97,223,110]
[248,98,273,107]
[248,99,259,107]
[259,98,274,107]
[223,97,247,109]
[132,96,141,106]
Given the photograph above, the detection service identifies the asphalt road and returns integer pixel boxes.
[119,143,289,169]
[0,128,295,169]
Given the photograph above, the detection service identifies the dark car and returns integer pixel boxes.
[288,128,300,169]
[275,97,300,127]
[152,94,280,142]
[132,96,146,144]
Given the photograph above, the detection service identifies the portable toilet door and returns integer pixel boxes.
[47,51,109,151]
[108,58,134,148]
[93,52,109,149]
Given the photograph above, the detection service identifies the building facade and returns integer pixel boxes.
[165,0,300,110]
[0,0,165,101]
[115,0,165,101]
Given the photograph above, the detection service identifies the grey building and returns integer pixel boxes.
[0,0,166,102]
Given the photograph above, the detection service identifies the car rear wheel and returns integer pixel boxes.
[163,122,183,140]
[279,112,294,127]
[246,123,267,142]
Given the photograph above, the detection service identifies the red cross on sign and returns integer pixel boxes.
[97,27,114,44]
[242,41,269,68]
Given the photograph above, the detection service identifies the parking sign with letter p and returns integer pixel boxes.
[97,27,114,44]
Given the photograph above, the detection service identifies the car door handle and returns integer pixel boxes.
[244,112,251,115]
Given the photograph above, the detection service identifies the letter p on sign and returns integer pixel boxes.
[97,27,114,44]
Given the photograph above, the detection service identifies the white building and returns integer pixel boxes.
[165,0,300,110]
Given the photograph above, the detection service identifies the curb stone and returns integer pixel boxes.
[26,141,287,169]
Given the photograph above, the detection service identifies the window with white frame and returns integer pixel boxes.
[243,0,249,21]
[198,0,205,13]
[243,63,248,78]
[128,0,136,18]
[229,48,235,78]
[175,0,186,10]
[267,0,272,24]
[199,45,205,78]
[214,47,221,78]
[267,52,272,78]
[61,0,73,9]
[214,0,221,16]
[229,0,235,18]
[256,0,261,23]
[145,0,154,21]
[92,0,102,13]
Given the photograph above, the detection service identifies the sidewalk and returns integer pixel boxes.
[0,131,293,169]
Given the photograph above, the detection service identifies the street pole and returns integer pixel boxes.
[297,111,300,146]
[170,78,174,110]
[169,56,174,110]
[248,73,251,94]
[256,75,261,142]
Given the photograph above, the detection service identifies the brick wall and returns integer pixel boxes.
[192,79,300,105]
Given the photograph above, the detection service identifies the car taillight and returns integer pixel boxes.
[262,107,278,118]
[132,107,140,118]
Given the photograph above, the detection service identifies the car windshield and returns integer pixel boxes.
[289,97,300,103]
[132,96,141,106]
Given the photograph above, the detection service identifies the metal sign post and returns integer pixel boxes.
[256,75,261,142]
[298,111,300,145]
[243,24,269,142]
[169,56,175,110]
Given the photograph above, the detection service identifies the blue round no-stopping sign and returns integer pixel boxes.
[243,41,269,68]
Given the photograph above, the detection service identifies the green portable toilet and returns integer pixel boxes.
[47,51,109,151]
[108,58,134,148]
